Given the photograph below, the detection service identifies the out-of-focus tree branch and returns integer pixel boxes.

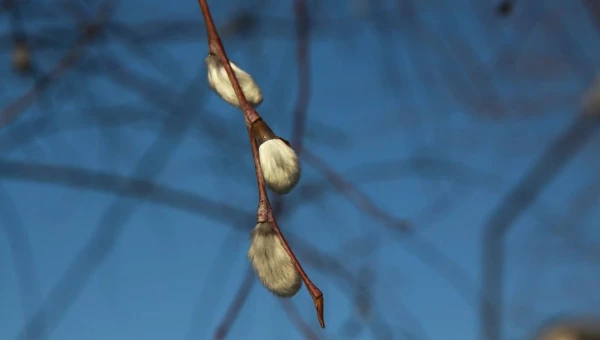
[480,115,600,340]
[280,299,320,340]
[0,0,118,128]
[0,185,43,332]
[214,268,256,340]
[14,72,205,340]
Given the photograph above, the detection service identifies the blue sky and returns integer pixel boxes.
[1,0,599,339]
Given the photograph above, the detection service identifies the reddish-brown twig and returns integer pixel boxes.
[195,0,324,329]
[212,1,317,334]
[196,0,259,126]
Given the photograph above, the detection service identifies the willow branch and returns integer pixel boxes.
[195,0,324,328]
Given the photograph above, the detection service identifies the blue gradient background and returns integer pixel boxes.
[1,0,599,339]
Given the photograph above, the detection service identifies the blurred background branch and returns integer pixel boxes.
[0,0,599,339]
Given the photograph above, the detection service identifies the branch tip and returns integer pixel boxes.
[314,294,325,328]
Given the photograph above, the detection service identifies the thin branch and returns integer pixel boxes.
[280,299,320,340]
[271,0,311,216]
[210,1,315,333]
[550,173,600,263]
[0,0,117,128]
[480,115,600,340]
[296,155,487,318]
[195,0,324,328]
[303,150,411,232]
[0,186,43,333]
[289,0,311,152]
[196,0,259,125]
[214,268,256,340]
[0,11,407,50]
[14,73,206,340]
[0,155,419,339]
[0,159,250,229]
[270,4,318,337]
[584,0,600,36]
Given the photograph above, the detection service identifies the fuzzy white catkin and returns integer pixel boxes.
[258,139,301,194]
[205,54,263,108]
[247,222,301,297]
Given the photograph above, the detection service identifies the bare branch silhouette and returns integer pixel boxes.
[0,185,43,333]
[280,299,320,340]
[304,150,411,231]
[214,268,256,340]
[1,2,598,339]
[14,70,207,340]
[0,158,250,226]
[480,115,600,340]
[0,0,117,128]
